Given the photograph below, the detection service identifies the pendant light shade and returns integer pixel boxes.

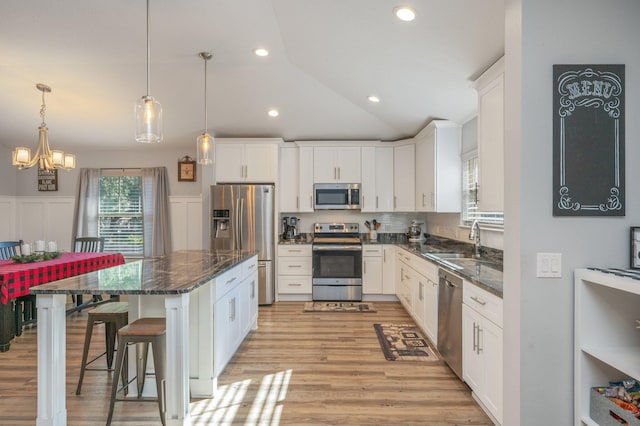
[135,0,163,143]
[197,52,214,165]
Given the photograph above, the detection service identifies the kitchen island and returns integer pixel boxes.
[30,249,258,426]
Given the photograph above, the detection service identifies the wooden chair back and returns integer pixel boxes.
[73,237,105,253]
[0,240,23,260]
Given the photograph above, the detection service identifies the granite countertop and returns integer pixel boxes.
[363,233,503,297]
[30,249,258,296]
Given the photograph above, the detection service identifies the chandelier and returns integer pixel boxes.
[134,0,162,143]
[197,52,214,165]
[12,84,76,170]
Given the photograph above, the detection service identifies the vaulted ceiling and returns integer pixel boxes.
[0,0,504,153]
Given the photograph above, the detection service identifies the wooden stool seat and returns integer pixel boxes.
[75,302,128,395]
[107,317,166,426]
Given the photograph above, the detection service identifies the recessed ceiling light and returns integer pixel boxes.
[268,109,279,117]
[253,48,269,57]
[394,6,416,22]
[368,95,381,103]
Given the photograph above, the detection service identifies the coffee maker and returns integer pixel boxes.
[282,216,300,240]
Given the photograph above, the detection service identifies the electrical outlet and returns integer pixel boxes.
[537,253,562,278]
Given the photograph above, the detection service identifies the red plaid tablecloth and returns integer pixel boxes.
[0,252,125,304]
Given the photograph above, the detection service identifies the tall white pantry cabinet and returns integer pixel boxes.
[574,269,640,425]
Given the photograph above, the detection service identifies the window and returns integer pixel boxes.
[99,170,144,256]
[462,150,504,226]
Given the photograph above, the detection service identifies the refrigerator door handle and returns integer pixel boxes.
[234,197,240,250]
[239,197,245,250]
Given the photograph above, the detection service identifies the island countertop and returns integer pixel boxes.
[30,249,257,296]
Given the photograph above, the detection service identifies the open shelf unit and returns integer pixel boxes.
[574,269,640,425]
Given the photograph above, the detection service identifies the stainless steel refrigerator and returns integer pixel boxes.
[210,184,275,305]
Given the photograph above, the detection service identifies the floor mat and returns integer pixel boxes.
[303,302,376,312]
[373,323,440,361]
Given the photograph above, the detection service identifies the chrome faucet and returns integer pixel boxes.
[469,220,482,258]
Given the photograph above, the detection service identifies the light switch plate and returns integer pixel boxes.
[537,253,562,278]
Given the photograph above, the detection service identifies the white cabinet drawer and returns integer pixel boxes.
[277,245,312,257]
[362,245,382,257]
[463,281,503,327]
[278,258,312,276]
[242,255,258,278]
[278,276,312,294]
[213,266,243,302]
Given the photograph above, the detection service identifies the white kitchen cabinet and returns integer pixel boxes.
[298,146,314,212]
[393,142,415,211]
[396,251,413,313]
[361,146,394,212]
[414,120,461,212]
[574,269,640,426]
[362,245,383,294]
[313,146,361,183]
[473,57,504,212]
[279,146,299,212]
[382,245,396,295]
[215,141,279,183]
[463,280,503,425]
[277,245,312,294]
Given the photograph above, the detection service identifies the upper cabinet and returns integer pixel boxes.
[279,146,299,212]
[361,146,394,212]
[313,146,361,183]
[393,142,415,211]
[473,57,504,212]
[415,120,461,212]
[298,147,314,212]
[215,140,279,183]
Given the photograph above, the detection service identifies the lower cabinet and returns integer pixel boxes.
[363,245,383,294]
[277,245,312,295]
[462,281,503,425]
[395,248,438,344]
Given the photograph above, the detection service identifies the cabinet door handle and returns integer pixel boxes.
[477,325,483,354]
[296,196,299,209]
[383,249,386,262]
[288,264,302,268]
[310,195,313,209]
[251,281,255,299]
[472,322,478,352]
[288,249,301,253]
[288,283,302,287]
[422,193,426,207]
[419,281,423,300]
[394,196,397,208]
[400,267,404,282]
[338,167,341,180]
[226,276,237,285]
[376,196,379,209]
[471,295,487,306]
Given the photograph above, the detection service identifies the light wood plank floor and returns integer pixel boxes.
[0,300,492,425]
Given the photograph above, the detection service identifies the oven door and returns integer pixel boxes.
[312,244,362,301]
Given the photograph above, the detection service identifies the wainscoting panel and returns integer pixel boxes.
[169,196,203,250]
[16,196,75,251]
[0,197,17,242]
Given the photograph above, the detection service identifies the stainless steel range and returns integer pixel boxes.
[312,223,362,301]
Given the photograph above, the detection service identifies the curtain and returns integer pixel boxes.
[71,168,101,240]
[142,167,172,257]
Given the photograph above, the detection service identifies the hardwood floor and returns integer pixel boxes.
[0,300,492,425]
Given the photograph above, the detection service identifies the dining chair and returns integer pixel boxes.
[73,236,105,253]
[0,240,22,260]
[0,241,25,337]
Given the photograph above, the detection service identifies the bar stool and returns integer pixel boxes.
[75,302,128,395]
[107,317,166,426]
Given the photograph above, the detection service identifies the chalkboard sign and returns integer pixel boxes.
[37,167,58,191]
[553,64,625,216]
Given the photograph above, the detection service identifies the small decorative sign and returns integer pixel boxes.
[553,64,625,216]
[37,167,58,191]
[178,155,196,182]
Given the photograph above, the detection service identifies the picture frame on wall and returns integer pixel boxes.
[37,167,58,191]
[178,156,196,182]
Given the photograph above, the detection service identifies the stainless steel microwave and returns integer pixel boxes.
[314,183,360,210]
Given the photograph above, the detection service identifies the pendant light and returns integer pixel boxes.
[135,0,163,143]
[196,52,214,165]
[12,84,76,170]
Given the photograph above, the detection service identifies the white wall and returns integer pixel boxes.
[0,145,17,196]
[13,147,203,197]
[504,0,640,424]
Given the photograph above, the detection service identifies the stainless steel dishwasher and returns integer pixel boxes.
[437,268,463,380]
